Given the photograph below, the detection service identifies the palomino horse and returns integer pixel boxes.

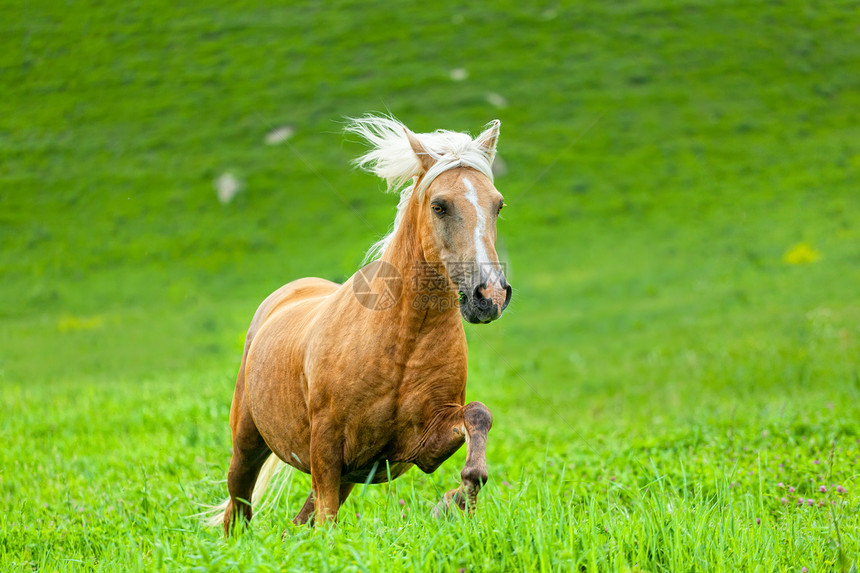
[208,116,512,534]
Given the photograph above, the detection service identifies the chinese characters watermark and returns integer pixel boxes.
[353,261,506,311]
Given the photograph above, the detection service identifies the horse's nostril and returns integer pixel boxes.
[472,283,494,311]
[501,284,512,311]
[473,283,487,301]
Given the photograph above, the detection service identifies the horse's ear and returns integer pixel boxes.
[404,128,435,174]
[475,120,501,159]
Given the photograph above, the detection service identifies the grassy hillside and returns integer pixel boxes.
[1,0,859,571]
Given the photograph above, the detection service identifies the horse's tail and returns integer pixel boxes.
[203,453,286,528]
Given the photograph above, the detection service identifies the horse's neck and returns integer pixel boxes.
[377,199,463,353]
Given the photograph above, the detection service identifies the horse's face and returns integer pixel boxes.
[421,169,512,324]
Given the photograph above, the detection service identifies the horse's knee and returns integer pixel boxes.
[463,401,492,434]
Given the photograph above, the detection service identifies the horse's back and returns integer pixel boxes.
[247,277,340,340]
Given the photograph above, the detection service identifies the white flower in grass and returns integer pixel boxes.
[215,172,242,204]
[449,68,468,82]
[486,92,508,109]
[264,125,295,145]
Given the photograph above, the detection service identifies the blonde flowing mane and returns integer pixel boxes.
[346,115,498,261]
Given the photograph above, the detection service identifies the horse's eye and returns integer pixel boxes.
[498,202,506,215]
[431,203,446,216]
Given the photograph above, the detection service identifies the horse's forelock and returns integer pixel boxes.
[347,116,495,193]
[347,115,498,262]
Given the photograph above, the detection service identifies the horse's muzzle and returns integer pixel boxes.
[459,278,512,324]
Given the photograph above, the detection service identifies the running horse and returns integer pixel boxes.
[208,116,512,534]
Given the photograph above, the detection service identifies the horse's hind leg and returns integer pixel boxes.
[432,401,493,517]
[292,491,315,526]
[223,377,272,535]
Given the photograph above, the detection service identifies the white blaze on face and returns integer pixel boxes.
[462,176,491,283]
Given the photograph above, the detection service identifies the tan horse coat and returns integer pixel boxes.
[212,119,510,533]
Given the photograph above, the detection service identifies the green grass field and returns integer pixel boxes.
[2,0,860,570]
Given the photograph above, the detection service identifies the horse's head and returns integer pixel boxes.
[348,116,512,324]
[405,122,512,324]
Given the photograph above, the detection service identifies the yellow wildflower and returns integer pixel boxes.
[783,242,820,265]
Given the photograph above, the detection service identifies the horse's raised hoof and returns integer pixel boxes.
[432,488,468,518]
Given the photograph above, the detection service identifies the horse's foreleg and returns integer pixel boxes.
[289,483,353,531]
[338,482,356,509]
[309,422,344,525]
[433,401,493,517]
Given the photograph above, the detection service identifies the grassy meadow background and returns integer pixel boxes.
[2,0,859,570]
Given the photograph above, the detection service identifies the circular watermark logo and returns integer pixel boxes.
[353,260,404,311]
